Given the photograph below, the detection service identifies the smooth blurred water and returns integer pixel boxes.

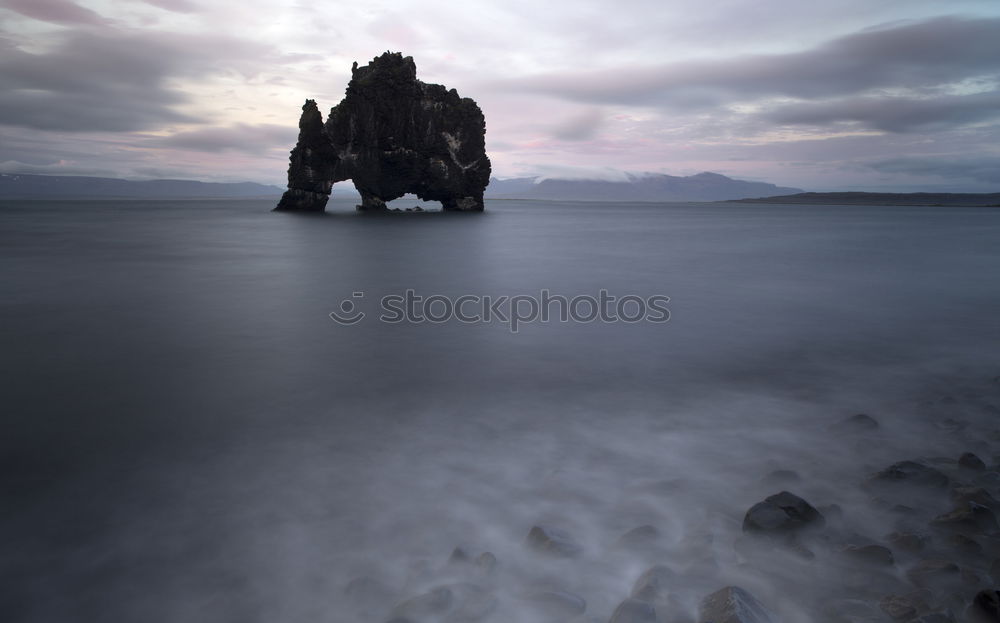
[2,197,1000,622]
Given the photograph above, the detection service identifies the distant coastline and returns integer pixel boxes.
[732,191,1000,207]
[0,173,283,200]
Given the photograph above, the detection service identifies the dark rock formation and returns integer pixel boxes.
[830,413,880,433]
[967,590,1000,623]
[275,52,491,212]
[615,525,662,551]
[525,525,582,557]
[630,565,675,602]
[698,586,775,623]
[879,594,919,621]
[523,590,587,617]
[742,491,825,537]
[842,543,895,566]
[960,452,988,471]
[867,460,950,490]
[931,502,998,532]
[609,598,657,623]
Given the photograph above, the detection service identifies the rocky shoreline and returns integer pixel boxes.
[338,380,1000,623]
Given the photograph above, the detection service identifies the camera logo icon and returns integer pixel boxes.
[329,292,366,325]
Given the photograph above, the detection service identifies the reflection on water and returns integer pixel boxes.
[2,197,999,622]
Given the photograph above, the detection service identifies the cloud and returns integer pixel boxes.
[497,16,1000,108]
[529,164,635,182]
[866,156,1000,184]
[0,27,321,132]
[765,90,1000,133]
[142,0,200,13]
[149,124,296,153]
[0,31,197,131]
[0,0,108,25]
[0,158,124,177]
[551,109,604,141]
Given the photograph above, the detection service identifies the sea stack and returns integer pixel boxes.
[275,52,491,212]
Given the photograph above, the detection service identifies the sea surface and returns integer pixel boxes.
[2,197,1000,622]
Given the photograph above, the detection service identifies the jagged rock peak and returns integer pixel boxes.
[274,52,491,213]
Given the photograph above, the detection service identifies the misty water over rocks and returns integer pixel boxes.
[2,197,1000,623]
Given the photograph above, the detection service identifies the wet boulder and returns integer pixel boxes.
[390,583,496,623]
[879,594,919,621]
[742,491,825,537]
[697,586,775,623]
[842,544,895,566]
[906,559,965,591]
[526,525,583,557]
[931,502,998,533]
[610,598,657,623]
[951,486,999,511]
[967,590,1000,623]
[615,525,662,551]
[831,413,880,433]
[960,453,987,471]
[630,565,675,602]
[868,461,950,490]
[523,590,587,618]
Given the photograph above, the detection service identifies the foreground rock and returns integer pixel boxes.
[390,583,495,623]
[742,491,825,537]
[698,586,775,623]
[525,525,583,557]
[275,52,491,212]
[523,590,586,618]
[968,590,1000,623]
[610,598,657,623]
[630,565,675,602]
[879,594,918,620]
[867,461,950,490]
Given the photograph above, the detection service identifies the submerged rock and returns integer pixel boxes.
[697,586,774,623]
[615,525,662,551]
[832,413,880,432]
[390,583,495,623]
[879,594,919,621]
[630,565,675,602]
[523,590,587,618]
[960,453,988,471]
[742,491,825,537]
[906,559,964,590]
[951,486,1000,511]
[525,525,583,557]
[868,461,950,490]
[842,544,895,566]
[967,590,1000,623]
[931,502,998,533]
[275,52,491,213]
[390,586,454,621]
[887,531,928,554]
[610,598,657,623]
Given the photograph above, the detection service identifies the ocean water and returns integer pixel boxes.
[2,197,1000,622]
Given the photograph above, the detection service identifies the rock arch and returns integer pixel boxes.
[274,52,491,213]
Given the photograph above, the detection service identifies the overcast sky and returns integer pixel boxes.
[1,0,999,191]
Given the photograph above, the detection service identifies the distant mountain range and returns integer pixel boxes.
[485,172,803,202]
[0,173,283,199]
[0,171,805,203]
[732,191,1000,207]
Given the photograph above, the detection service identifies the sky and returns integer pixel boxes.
[1,0,999,192]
